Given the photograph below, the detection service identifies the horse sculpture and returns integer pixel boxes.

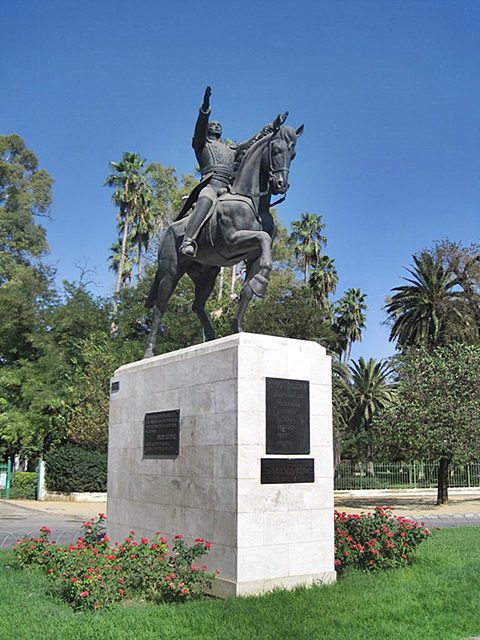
[144,118,303,358]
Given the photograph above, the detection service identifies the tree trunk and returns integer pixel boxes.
[230,264,237,297]
[111,207,130,334]
[304,259,309,285]
[333,444,341,470]
[137,243,142,283]
[217,267,225,301]
[344,339,352,366]
[437,457,449,504]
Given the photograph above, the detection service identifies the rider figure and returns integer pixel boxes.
[179,86,274,257]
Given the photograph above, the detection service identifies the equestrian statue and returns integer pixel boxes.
[144,86,303,358]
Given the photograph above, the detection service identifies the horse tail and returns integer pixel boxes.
[145,269,161,308]
[145,230,167,308]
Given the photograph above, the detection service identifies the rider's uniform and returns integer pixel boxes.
[177,107,273,252]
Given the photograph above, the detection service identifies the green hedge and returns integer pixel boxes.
[10,472,37,499]
[44,444,107,493]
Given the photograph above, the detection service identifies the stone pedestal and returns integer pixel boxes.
[107,333,335,596]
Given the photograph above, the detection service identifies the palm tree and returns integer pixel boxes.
[309,255,338,310]
[105,153,153,326]
[334,288,367,364]
[349,357,397,470]
[350,357,397,429]
[290,213,327,283]
[332,359,354,467]
[385,251,466,350]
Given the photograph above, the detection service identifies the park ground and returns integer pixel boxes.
[5,487,480,519]
[2,488,480,534]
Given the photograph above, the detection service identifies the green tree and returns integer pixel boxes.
[334,288,367,364]
[347,357,396,466]
[290,213,327,283]
[0,134,54,363]
[243,271,339,348]
[373,344,480,504]
[105,152,153,321]
[433,240,480,340]
[385,251,467,350]
[332,359,353,467]
[309,255,338,310]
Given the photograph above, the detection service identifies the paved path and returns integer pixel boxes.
[335,488,480,529]
[0,499,106,548]
[2,488,480,547]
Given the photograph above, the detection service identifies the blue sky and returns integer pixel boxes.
[2,0,479,361]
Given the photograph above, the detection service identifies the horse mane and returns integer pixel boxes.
[277,125,297,146]
[231,132,271,193]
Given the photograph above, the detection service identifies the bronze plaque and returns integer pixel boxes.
[261,458,314,484]
[143,410,180,457]
[266,377,310,454]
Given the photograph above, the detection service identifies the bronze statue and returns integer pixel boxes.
[179,86,276,257]
[144,87,303,357]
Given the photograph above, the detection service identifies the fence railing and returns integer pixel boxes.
[334,460,480,491]
[0,459,12,499]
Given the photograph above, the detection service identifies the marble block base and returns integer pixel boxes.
[107,332,336,596]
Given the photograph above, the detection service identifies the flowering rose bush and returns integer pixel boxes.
[13,515,217,611]
[334,506,432,573]
[13,525,55,568]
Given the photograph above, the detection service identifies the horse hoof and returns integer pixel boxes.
[249,274,268,298]
[143,348,155,359]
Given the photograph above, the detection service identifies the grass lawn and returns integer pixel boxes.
[1,527,479,640]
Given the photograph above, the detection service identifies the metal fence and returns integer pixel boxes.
[334,460,480,491]
[0,459,11,499]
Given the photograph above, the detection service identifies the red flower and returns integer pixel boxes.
[191,565,198,572]
[174,534,182,540]
[80,590,89,598]
[205,541,211,550]
[71,577,77,583]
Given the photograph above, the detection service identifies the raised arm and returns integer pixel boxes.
[192,86,212,153]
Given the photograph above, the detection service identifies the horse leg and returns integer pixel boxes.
[189,266,220,341]
[224,229,272,298]
[144,306,162,358]
[144,231,186,358]
[231,258,259,333]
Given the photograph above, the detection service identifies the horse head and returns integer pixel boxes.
[263,124,304,195]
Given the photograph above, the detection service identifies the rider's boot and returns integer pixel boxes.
[180,196,214,257]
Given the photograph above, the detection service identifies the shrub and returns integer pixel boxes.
[334,506,432,572]
[44,444,107,492]
[10,471,37,499]
[13,516,217,611]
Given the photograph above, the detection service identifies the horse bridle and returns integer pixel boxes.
[251,135,291,203]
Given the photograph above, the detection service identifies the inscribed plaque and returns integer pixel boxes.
[266,377,310,454]
[143,410,180,457]
[261,458,314,484]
